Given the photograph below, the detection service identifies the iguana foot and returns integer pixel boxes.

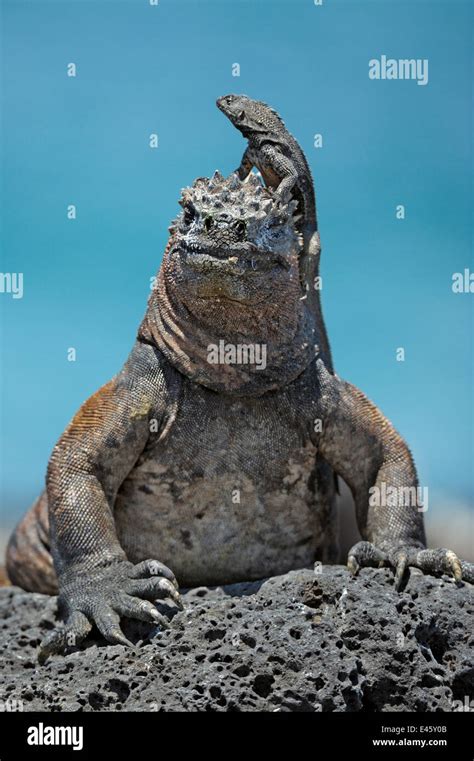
[38,558,182,664]
[347,540,474,590]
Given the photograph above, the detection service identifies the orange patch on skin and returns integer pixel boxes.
[68,380,118,432]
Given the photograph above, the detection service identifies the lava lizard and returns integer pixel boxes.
[217,93,332,370]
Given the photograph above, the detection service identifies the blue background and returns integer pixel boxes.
[1,0,472,552]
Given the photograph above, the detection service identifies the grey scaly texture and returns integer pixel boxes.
[6,167,472,665]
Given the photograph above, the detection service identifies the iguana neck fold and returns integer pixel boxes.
[139,253,319,397]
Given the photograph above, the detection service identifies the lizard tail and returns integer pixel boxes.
[301,226,334,374]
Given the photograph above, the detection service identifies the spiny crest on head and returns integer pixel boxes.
[175,172,298,227]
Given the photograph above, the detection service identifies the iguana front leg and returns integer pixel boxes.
[39,345,182,662]
[316,362,474,588]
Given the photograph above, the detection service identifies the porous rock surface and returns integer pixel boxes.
[0,567,472,712]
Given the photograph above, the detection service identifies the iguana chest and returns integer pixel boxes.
[113,380,328,586]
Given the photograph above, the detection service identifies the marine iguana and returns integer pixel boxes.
[216,94,332,370]
[6,171,473,663]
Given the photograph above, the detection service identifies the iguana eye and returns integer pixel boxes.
[233,219,247,238]
[237,110,245,121]
[183,203,196,225]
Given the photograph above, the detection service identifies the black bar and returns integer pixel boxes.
[0,711,472,759]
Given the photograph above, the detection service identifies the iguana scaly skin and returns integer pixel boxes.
[6,169,473,663]
[217,94,332,370]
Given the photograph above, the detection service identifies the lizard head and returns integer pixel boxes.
[216,94,284,138]
[165,171,301,306]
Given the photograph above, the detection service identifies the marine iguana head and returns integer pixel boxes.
[216,94,284,139]
[139,172,319,396]
[167,170,300,306]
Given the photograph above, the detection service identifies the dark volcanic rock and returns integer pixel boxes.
[0,566,472,712]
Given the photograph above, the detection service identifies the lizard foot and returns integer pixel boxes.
[38,558,182,664]
[347,540,474,591]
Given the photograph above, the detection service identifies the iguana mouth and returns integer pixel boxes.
[181,242,290,274]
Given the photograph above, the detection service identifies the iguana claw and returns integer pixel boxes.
[347,540,471,590]
[38,558,181,664]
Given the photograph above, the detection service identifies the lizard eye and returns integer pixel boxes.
[237,110,246,121]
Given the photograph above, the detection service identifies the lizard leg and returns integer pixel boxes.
[259,144,298,202]
[275,174,298,201]
[235,146,253,181]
